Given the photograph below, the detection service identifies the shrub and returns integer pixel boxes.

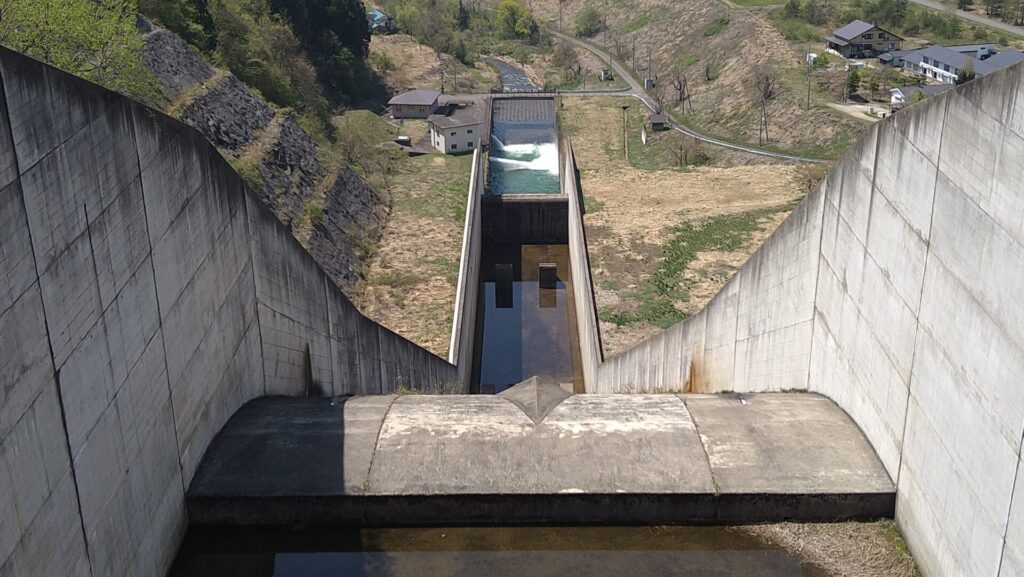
[704,17,729,36]
[575,6,604,37]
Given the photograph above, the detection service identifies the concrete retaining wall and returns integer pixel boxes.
[0,48,455,577]
[564,142,602,390]
[596,62,1024,577]
[448,148,484,390]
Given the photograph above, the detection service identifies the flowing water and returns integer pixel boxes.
[486,137,560,195]
[168,526,829,577]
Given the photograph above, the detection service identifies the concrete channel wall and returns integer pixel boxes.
[564,142,602,390]
[0,48,455,577]
[448,148,483,390]
[596,63,1024,577]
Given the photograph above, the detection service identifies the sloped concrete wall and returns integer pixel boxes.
[564,142,602,390]
[596,62,1024,577]
[0,48,455,577]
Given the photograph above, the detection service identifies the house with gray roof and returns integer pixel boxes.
[428,105,482,154]
[388,89,441,119]
[826,20,904,58]
[903,45,1024,84]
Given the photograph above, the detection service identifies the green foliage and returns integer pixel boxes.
[777,18,818,40]
[575,5,604,37]
[803,0,826,25]
[139,0,217,50]
[811,52,830,70]
[583,195,605,213]
[784,0,802,18]
[955,59,976,84]
[302,201,325,226]
[621,13,649,33]
[270,0,386,106]
[703,17,730,36]
[846,67,861,95]
[496,0,540,42]
[0,0,157,99]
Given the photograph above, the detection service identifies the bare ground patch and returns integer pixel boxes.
[356,153,472,357]
[562,96,812,357]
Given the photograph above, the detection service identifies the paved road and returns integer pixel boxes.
[550,30,830,164]
[907,0,1024,37]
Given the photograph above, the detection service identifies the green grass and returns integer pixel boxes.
[621,13,650,33]
[601,205,797,328]
[703,17,730,36]
[678,54,699,70]
[584,195,605,213]
[776,18,818,41]
[392,155,472,222]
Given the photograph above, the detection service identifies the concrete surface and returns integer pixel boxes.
[0,47,455,577]
[447,147,483,391]
[594,62,1024,577]
[186,391,894,525]
[564,142,603,389]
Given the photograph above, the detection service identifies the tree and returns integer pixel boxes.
[783,0,802,19]
[958,0,973,9]
[894,0,909,22]
[845,67,861,100]
[0,0,156,99]
[804,0,826,25]
[985,0,1004,17]
[496,0,539,43]
[867,77,880,97]
[138,0,217,50]
[955,58,976,84]
[753,67,780,144]
[574,5,603,37]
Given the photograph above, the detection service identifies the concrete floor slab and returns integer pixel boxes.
[187,392,895,525]
[683,393,895,494]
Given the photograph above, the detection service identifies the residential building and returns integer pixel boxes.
[388,89,441,119]
[826,20,904,58]
[429,106,482,154]
[903,45,1024,84]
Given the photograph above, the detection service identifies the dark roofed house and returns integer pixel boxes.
[388,89,441,119]
[826,19,904,59]
[649,113,669,131]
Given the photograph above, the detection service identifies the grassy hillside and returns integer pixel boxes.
[530,0,868,158]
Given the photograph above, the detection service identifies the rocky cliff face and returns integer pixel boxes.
[140,23,384,295]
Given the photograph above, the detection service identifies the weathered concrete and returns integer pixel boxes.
[0,47,455,577]
[593,62,1024,577]
[186,391,894,525]
[564,141,603,389]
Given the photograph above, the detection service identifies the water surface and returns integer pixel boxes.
[169,526,829,577]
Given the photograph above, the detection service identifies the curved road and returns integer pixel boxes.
[550,30,831,164]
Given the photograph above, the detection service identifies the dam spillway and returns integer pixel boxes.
[457,96,590,393]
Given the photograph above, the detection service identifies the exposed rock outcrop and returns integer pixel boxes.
[141,29,213,100]
[141,23,385,294]
[181,75,275,153]
[256,115,323,225]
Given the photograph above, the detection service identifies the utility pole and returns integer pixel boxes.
[621,104,630,163]
[806,43,812,110]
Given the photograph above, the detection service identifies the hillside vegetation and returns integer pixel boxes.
[529,0,866,157]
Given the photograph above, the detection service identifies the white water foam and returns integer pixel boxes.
[490,141,559,175]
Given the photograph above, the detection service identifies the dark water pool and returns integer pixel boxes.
[472,243,581,393]
[168,526,828,577]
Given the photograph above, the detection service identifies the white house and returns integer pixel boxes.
[889,84,952,109]
[428,107,482,154]
[903,45,1024,85]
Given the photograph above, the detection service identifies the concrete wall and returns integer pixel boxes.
[564,142,602,390]
[0,48,455,577]
[595,62,1024,577]
[449,148,483,390]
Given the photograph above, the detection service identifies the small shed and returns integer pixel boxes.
[649,113,669,132]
